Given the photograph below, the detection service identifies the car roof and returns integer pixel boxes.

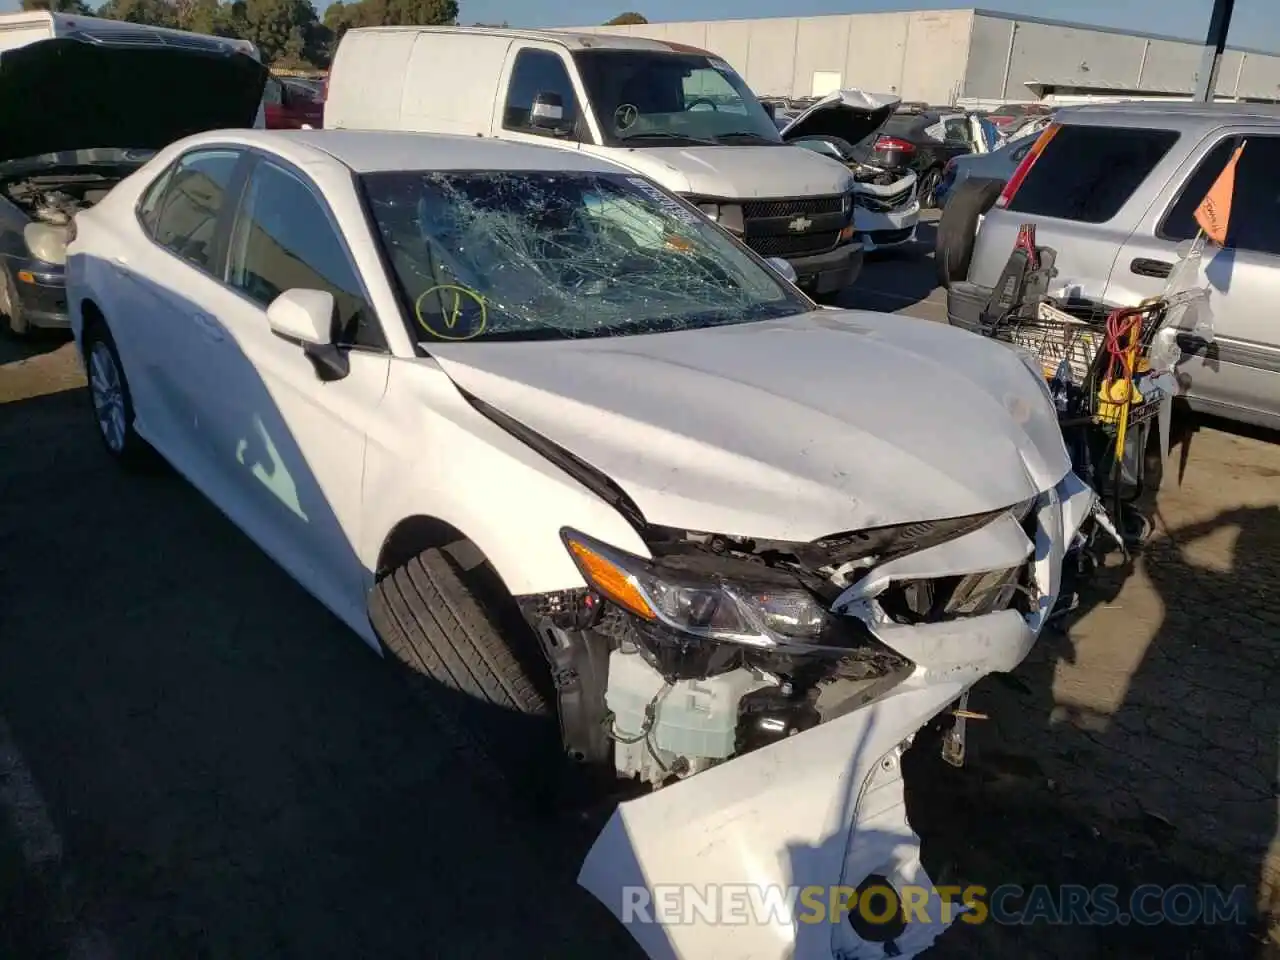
[172,128,631,175]
[345,24,713,56]
[1056,101,1280,131]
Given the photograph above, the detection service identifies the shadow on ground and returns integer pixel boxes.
[0,380,642,958]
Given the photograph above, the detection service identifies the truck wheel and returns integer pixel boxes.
[935,177,1004,288]
[369,548,560,793]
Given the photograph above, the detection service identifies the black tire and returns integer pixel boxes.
[369,548,560,793]
[0,266,28,338]
[82,320,151,468]
[935,177,1004,289]
[917,166,943,209]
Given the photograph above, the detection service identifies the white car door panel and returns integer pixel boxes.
[208,157,390,619]
[113,148,245,474]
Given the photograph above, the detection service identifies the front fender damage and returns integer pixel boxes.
[575,474,1089,959]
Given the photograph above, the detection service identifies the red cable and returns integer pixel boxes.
[1103,307,1143,385]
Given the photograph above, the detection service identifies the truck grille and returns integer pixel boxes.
[741,195,845,219]
[749,231,845,258]
[740,192,850,261]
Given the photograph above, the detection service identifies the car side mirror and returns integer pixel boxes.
[266,289,350,382]
[761,101,777,121]
[765,256,798,284]
[267,288,333,344]
[530,91,569,134]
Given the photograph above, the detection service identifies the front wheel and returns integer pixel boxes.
[84,323,150,467]
[0,267,28,338]
[368,548,563,797]
[917,167,943,209]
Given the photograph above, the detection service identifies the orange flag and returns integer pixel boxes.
[1194,142,1246,246]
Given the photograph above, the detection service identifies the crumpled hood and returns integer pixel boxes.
[430,311,1070,542]
[0,36,267,164]
[779,88,900,147]
[598,143,854,198]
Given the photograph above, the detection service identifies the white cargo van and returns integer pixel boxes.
[324,27,910,298]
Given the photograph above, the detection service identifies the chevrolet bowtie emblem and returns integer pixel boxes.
[788,215,812,232]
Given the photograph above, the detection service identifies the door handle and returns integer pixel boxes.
[193,313,224,342]
[1130,257,1173,279]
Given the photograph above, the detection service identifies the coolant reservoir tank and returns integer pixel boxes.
[605,647,773,760]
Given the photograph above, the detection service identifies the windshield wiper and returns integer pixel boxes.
[712,132,782,144]
[618,132,718,146]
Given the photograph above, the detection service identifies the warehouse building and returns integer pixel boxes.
[563,7,1280,107]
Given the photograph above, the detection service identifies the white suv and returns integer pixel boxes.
[67,127,1090,960]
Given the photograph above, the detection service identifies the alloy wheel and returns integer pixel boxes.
[88,340,127,453]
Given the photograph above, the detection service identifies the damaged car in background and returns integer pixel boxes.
[778,90,923,251]
[67,128,1093,960]
[0,22,266,336]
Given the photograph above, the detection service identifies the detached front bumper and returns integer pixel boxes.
[3,258,68,330]
[788,240,865,297]
[855,201,921,252]
[580,471,1094,960]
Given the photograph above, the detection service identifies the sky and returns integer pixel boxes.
[3,0,1277,54]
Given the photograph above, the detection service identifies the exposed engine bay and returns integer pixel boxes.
[518,502,1043,790]
[4,172,120,225]
[851,160,903,187]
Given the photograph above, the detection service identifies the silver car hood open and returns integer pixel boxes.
[429,309,1070,542]
[778,88,901,147]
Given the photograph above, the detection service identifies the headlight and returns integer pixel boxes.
[561,528,836,648]
[23,222,70,266]
[693,201,744,234]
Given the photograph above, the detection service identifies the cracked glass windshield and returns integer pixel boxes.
[362,170,809,343]
[573,50,784,147]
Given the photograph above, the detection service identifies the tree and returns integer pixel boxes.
[240,0,317,64]
[605,11,646,24]
[95,0,180,27]
[20,0,92,13]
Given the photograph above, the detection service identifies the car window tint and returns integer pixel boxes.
[503,49,578,134]
[226,160,381,348]
[1009,125,1179,223]
[1162,135,1280,255]
[137,162,176,238]
[152,149,240,271]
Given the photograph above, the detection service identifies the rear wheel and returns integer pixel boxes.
[935,177,1004,288]
[83,321,150,467]
[917,166,943,209]
[369,548,562,796]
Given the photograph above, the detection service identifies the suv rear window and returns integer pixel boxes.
[1009,125,1179,223]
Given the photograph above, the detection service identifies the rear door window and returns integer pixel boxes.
[150,149,242,272]
[1008,125,1179,223]
[1161,134,1280,256]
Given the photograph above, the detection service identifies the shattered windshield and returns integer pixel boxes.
[362,170,809,344]
[572,50,783,147]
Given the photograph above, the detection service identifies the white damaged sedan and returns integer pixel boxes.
[66,129,1091,959]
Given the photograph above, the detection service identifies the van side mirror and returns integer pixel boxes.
[530,91,569,134]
